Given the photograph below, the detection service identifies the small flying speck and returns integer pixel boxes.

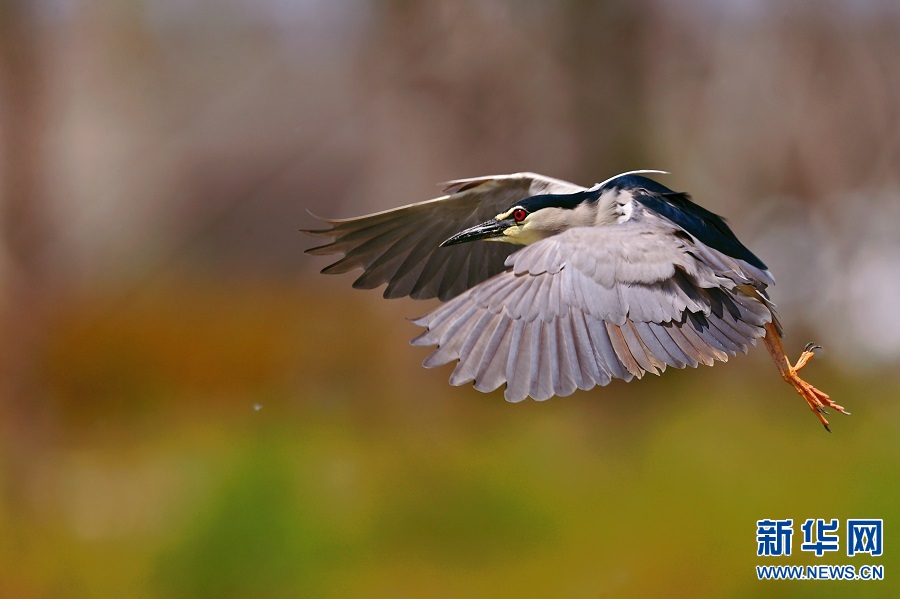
[253,404,263,412]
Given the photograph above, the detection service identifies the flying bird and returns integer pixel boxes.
[303,171,848,430]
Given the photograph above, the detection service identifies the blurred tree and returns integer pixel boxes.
[556,0,651,175]
[0,0,57,549]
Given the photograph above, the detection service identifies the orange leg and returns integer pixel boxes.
[761,323,849,432]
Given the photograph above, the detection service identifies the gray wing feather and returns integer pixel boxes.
[554,317,581,393]
[473,315,512,392]
[632,321,680,369]
[304,173,583,301]
[412,220,775,401]
[570,312,610,386]
[505,320,531,401]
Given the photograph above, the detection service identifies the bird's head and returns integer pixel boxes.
[440,170,670,248]
[440,189,602,247]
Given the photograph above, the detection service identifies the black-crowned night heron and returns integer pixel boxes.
[303,171,848,430]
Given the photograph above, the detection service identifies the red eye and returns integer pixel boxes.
[512,208,528,222]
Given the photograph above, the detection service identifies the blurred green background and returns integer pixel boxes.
[0,1,898,597]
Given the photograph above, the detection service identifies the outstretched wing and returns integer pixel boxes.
[411,218,775,401]
[304,173,583,301]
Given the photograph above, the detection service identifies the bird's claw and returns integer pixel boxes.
[794,342,823,372]
[789,375,849,431]
[763,325,848,431]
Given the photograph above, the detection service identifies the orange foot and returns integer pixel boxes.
[762,324,850,432]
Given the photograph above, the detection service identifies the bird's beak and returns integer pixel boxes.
[440,218,512,247]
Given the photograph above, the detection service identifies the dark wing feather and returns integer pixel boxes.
[631,189,774,287]
[304,173,583,301]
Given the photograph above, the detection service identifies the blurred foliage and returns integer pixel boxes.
[0,279,896,597]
